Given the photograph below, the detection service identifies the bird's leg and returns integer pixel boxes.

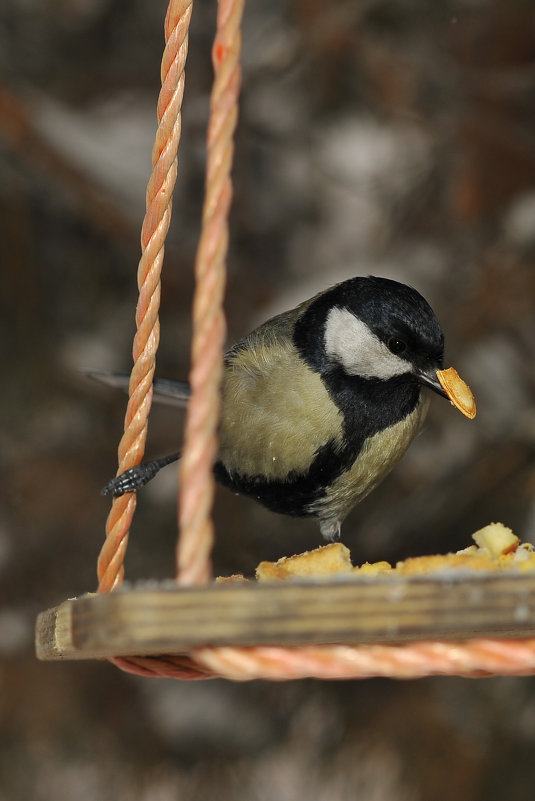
[101,452,180,497]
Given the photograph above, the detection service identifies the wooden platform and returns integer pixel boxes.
[36,571,535,661]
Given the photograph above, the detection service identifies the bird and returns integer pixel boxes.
[96,275,476,541]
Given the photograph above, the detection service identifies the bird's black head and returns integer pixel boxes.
[294,276,446,396]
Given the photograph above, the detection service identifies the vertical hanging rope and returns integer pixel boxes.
[176,0,245,586]
[97,0,193,593]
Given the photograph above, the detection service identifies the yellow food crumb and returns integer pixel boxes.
[215,522,534,582]
[472,522,518,557]
[353,561,392,575]
[256,542,353,581]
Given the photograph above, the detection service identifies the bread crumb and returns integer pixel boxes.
[472,522,518,557]
[256,542,352,581]
[215,574,249,583]
[353,561,392,576]
[217,522,534,582]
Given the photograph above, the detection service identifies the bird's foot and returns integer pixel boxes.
[101,452,180,497]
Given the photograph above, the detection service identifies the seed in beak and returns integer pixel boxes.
[436,367,476,419]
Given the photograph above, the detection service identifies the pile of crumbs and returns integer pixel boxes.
[217,523,535,582]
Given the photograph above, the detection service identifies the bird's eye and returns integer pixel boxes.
[388,338,406,355]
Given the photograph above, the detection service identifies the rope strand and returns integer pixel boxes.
[97,0,193,592]
[103,638,535,681]
[177,0,245,586]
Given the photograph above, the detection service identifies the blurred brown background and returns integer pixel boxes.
[2,0,535,798]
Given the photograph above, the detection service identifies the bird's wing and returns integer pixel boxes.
[219,305,344,480]
[87,370,190,408]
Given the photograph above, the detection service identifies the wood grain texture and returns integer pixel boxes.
[35,572,535,660]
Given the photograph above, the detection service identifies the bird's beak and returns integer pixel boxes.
[418,366,477,419]
[417,367,448,399]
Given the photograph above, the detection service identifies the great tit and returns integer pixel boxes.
[97,275,475,541]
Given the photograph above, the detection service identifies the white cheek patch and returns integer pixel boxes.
[324,307,411,380]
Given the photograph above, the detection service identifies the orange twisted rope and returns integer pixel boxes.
[97,0,193,592]
[110,638,535,681]
[193,639,535,680]
[109,654,216,680]
[177,0,245,586]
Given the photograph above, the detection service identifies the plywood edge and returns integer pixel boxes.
[35,572,535,662]
[35,600,76,660]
